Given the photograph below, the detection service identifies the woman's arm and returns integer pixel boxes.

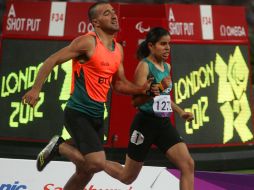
[171,101,194,122]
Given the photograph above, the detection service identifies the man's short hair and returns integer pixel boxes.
[88,1,109,22]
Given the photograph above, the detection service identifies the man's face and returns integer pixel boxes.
[93,4,119,33]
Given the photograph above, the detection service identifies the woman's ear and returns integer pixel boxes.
[147,42,153,51]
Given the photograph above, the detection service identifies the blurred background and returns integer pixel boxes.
[0,0,253,84]
[0,0,254,175]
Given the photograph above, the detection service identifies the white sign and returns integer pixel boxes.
[48,2,67,36]
[168,8,194,36]
[6,4,41,32]
[200,5,214,40]
[0,158,179,190]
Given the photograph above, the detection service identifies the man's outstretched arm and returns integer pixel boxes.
[22,35,94,107]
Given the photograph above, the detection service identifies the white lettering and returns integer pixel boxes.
[220,25,226,36]
[220,25,246,37]
[6,17,26,31]
[26,18,41,32]
[168,8,175,21]
[169,22,194,36]
[184,23,194,35]
[169,22,183,35]
[78,21,86,33]
[8,4,16,17]
[78,22,94,33]
[87,23,94,32]
[6,4,41,32]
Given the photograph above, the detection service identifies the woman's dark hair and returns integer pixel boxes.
[136,27,170,60]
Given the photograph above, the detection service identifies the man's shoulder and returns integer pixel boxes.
[71,33,96,50]
[115,42,123,54]
[75,33,95,43]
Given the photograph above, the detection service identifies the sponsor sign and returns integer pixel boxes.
[64,3,119,38]
[212,6,248,41]
[64,2,93,38]
[0,158,173,190]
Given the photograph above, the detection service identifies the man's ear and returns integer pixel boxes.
[92,19,99,27]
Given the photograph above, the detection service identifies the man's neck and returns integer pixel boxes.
[94,29,115,49]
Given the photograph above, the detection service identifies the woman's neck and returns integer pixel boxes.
[147,55,163,66]
[147,55,165,72]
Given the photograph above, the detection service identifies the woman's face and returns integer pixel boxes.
[149,35,171,61]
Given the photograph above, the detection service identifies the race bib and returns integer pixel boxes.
[153,95,172,117]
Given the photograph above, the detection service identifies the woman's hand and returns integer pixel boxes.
[160,76,171,91]
[180,112,194,122]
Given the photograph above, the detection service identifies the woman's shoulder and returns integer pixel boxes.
[164,62,171,71]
